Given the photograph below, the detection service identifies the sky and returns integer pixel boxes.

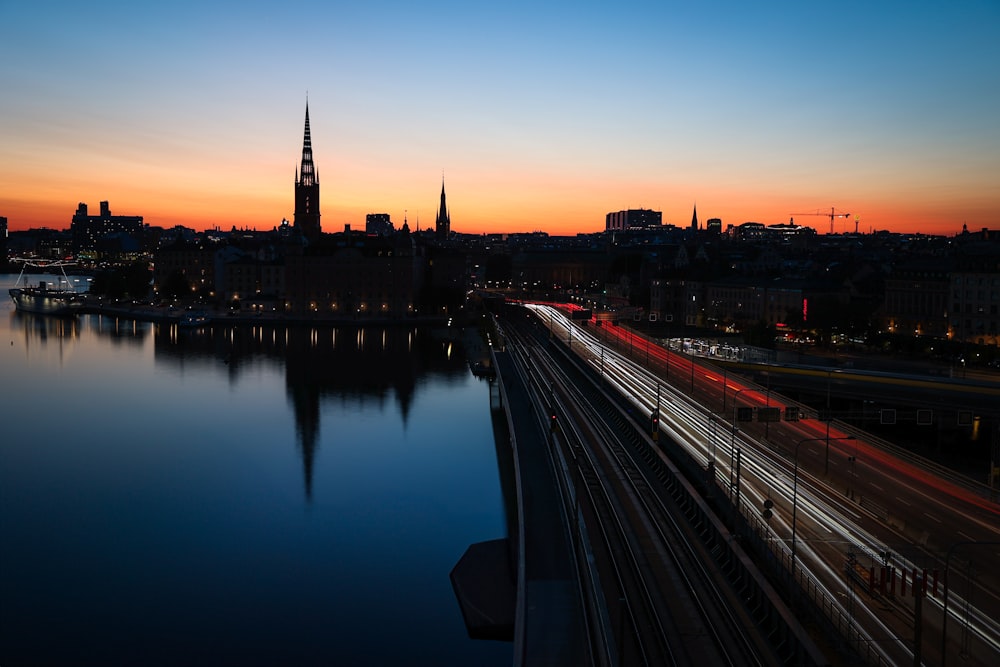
[2,1,999,237]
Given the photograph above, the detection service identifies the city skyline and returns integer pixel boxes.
[2,2,998,237]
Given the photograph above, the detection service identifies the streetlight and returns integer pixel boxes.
[600,341,605,383]
[652,382,661,441]
[689,348,696,393]
[790,436,855,567]
[763,371,772,439]
[721,368,728,414]
[731,387,748,428]
[822,369,836,475]
[940,540,1000,667]
[728,387,747,502]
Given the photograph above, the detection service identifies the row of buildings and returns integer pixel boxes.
[3,105,998,349]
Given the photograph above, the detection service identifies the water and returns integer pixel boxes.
[0,275,511,666]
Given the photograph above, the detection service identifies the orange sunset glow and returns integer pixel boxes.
[2,4,998,238]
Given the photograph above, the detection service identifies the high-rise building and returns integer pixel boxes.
[70,201,143,253]
[605,209,661,232]
[294,102,321,241]
[435,177,450,240]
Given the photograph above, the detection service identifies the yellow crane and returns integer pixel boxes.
[790,207,851,234]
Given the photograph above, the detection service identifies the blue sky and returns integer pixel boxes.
[2,1,998,234]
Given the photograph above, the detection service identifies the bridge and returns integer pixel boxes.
[456,302,1000,666]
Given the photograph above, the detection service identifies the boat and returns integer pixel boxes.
[8,259,85,316]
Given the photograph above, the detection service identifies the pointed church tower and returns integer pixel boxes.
[691,204,699,231]
[435,176,450,240]
[294,101,321,241]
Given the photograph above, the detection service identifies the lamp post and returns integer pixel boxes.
[721,368,728,414]
[763,371,772,439]
[731,387,748,429]
[690,348,696,393]
[728,388,747,501]
[791,436,855,567]
[824,369,833,475]
[663,334,670,381]
[653,382,661,442]
[940,540,1000,667]
[600,342,605,383]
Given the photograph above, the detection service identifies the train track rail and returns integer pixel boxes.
[505,316,776,666]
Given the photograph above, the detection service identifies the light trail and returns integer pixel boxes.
[524,302,1000,665]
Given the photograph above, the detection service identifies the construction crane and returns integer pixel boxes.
[789,207,851,234]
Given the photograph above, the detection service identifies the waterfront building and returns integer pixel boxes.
[153,241,219,297]
[222,252,286,312]
[284,228,423,318]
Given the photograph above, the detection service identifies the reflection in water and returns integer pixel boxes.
[152,322,469,499]
[10,311,81,367]
[2,275,509,666]
[11,310,80,341]
[9,308,472,501]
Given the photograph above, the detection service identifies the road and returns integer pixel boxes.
[501,307,821,665]
[517,303,1000,667]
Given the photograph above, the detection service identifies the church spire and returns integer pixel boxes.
[294,99,321,240]
[435,174,450,240]
[691,203,698,230]
[299,102,317,187]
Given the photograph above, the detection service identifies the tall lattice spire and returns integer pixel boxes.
[294,99,321,240]
[435,174,450,239]
[299,102,317,187]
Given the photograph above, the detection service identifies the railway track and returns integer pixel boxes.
[504,316,777,666]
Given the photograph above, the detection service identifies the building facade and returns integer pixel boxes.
[948,245,1000,345]
[366,213,394,237]
[70,201,144,255]
[606,208,662,232]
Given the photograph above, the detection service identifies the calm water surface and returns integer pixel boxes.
[0,275,510,666]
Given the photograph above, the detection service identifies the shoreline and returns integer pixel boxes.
[75,301,455,328]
